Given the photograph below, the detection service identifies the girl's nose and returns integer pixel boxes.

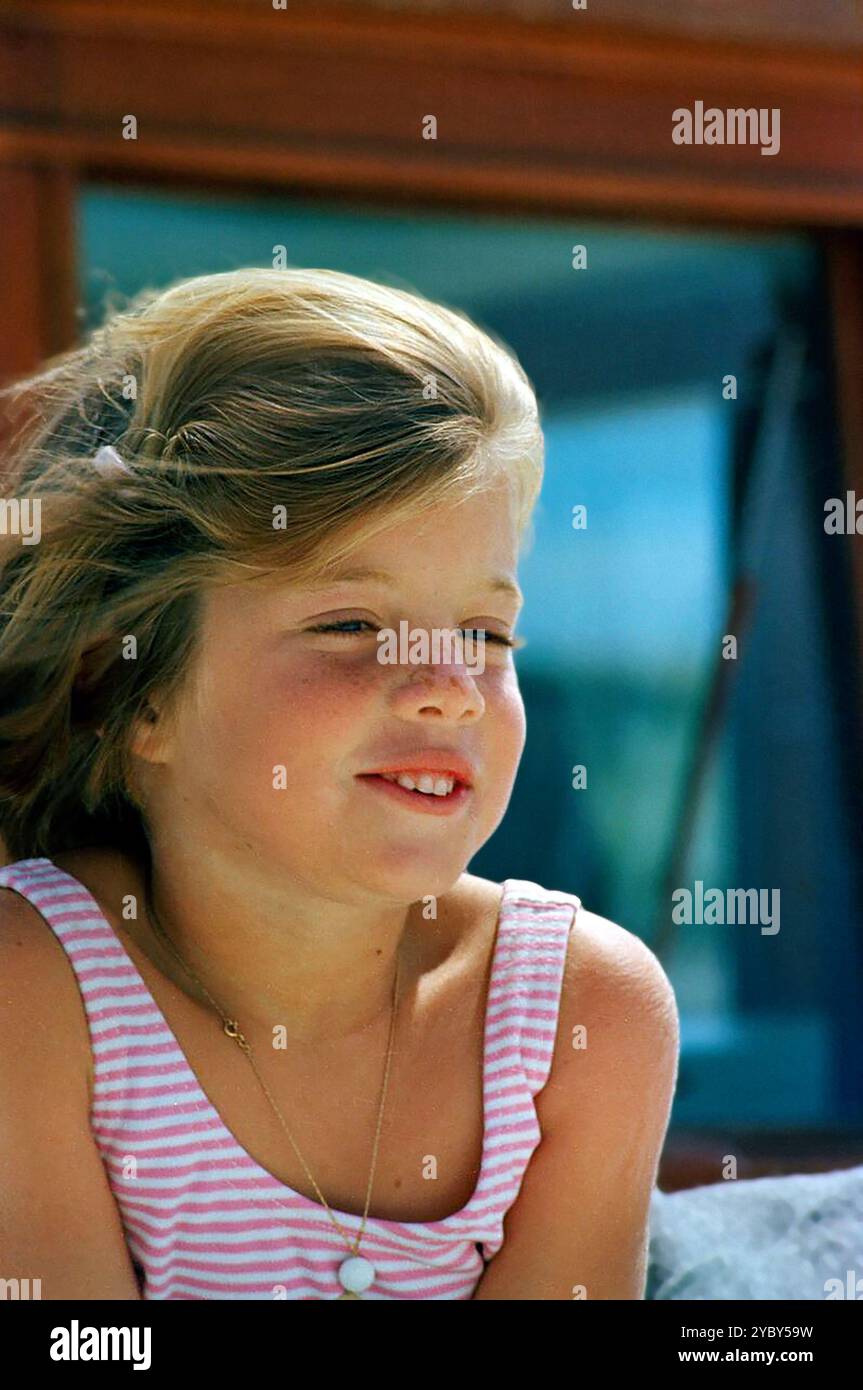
[390,664,485,723]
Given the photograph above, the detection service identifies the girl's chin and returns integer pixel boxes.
[346,856,471,900]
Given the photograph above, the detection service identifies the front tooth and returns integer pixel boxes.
[385,771,456,794]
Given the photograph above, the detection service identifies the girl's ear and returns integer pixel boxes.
[127,698,172,764]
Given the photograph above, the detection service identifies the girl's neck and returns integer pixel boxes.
[123,843,449,1045]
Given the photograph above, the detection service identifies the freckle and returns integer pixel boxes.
[375,948,382,955]
[393,1177,402,1188]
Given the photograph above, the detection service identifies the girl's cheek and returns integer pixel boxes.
[494,672,528,749]
[485,661,524,705]
[291,647,406,700]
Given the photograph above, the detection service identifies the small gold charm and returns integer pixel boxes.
[337,1291,362,1299]
[223,1019,250,1052]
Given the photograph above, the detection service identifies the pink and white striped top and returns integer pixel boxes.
[0,856,580,1300]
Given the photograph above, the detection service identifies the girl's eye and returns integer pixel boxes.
[461,627,523,649]
[308,620,525,650]
[307,620,377,635]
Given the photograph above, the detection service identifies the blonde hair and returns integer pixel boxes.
[0,266,543,863]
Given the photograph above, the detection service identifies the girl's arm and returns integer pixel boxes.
[0,890,144,1300]
[472,913,679,1300]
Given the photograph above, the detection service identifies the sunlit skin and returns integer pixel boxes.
[131,476,527,1046]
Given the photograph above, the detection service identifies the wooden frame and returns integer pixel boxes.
[2,1,863,340]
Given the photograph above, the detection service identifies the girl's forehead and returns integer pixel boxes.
[201,480,522,613]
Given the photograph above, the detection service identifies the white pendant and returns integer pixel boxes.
[338,1254,375,1295]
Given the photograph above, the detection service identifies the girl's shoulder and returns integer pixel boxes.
[457,872,678,1139]
[0,857,147,1299]
[0,856,97,1114]
[0,847,142,1105]
[537,891,680,1137]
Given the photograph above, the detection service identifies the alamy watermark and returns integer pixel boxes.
[50,1320,151,1370]
[0,497,41,545]
[672,881,780,935]
[824,492,863,533]
[0,1275,42,1298]
[672,101,780,157]
[376,623,486,675]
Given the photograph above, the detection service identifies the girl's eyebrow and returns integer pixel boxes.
[305,565,524,607]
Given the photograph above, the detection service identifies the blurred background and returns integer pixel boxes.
[2,0,863,1192]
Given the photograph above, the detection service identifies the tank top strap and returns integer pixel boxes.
[0,855,148,1128]
[0,855,115,947]
[490,879,581,1100]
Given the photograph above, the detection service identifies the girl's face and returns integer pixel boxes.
[137,477,527,901]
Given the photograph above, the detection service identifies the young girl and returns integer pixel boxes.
[0,267,678,1300]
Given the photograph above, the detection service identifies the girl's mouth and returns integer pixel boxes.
[355,773,471,817]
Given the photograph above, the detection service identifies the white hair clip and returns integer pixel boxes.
[92,444,131,477]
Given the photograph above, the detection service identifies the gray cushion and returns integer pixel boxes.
[646,1164,863,1299]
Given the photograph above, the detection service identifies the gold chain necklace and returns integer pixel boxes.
[143,872,401,1300]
